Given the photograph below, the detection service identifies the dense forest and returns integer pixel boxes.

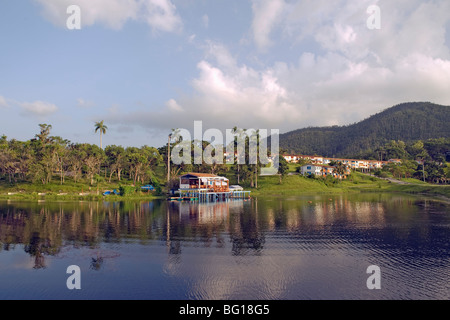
[279,102,450,158]
[0,124,162,188]
[355,138,449,183]
[0,124,269,189]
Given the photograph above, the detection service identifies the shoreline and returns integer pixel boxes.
[1,185,448,202]
[0,173,448,202]
[0,192,165,202]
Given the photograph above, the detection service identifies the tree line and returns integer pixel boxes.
[369,138,450,184]
[165,127,283,189]
[0,124,282,189]
[0,124,162,187]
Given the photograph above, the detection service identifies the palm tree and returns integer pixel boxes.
[36,124,52,147]
[232,126,244,184]
[94,120,108,149]
[333,161,347,178]
[167,128,181,184]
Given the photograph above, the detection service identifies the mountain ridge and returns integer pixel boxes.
[279,102,450,158]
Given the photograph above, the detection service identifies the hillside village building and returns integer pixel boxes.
[281,154,410,179]
[300,164,351,179]
[283,154,392,172]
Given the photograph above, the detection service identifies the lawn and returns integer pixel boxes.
[248,171,391,196]
[0,177,163,201]
[1,168,448,200]
[385,183,450,199]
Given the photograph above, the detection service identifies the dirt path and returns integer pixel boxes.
[361,172,449,187]
[361,172,412,185]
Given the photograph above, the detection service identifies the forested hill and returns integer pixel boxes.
[279,102,450,158]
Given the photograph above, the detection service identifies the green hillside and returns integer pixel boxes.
[280,102,450,158]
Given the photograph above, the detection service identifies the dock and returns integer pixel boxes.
[169,172,251,202]
[173,189,251,202]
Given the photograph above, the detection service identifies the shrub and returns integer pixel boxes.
[93,174,106,184]
[118,185,137,196]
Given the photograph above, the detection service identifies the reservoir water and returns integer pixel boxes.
[0,193,449,300]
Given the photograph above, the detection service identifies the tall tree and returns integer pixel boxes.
[80,144,104,185]
[68,143,85,183]
[36,124,53,147]
[30,124,55,185]
[278,156,289,184]
[167,128,181,183]
[126,146,160,186]
[94,120,108,149]
[105,145,126,182]
[51,136,70,185]
[231,126,245,184]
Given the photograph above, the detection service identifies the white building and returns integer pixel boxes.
[300,164,323,176]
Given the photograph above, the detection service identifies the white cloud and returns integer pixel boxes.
[251,0,286,50]
[0,96,8,108]
[247,0,450,123]
[104,1,450,137]
[188,34,196,43]
[20,101,59,117]
[202,14,209,29]
[141,0,183,33]
[166,99,184,112]
[104,44,300,132]
[35,0,182,32]
[77,98,95,108]
[203,41,237,69]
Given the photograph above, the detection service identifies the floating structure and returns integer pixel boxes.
[103,189,120,196]
[170,173,251,202]
[141,184,155,191]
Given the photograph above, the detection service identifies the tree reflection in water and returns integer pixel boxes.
[90,256,104,270]
[23,232,58,269]
[1,194,447,268]
[230,210,265,256]
[1,195,449,300]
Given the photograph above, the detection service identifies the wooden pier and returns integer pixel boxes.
[170,189,251,202]
[169,172,251,202]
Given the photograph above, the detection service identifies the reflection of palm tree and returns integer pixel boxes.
[166,205,182,255]
[24,232,47,269]
[90,256,104,270]
[33,251,46,269]
[230,212,265,255]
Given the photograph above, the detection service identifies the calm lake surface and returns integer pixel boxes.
[0,193,449,300]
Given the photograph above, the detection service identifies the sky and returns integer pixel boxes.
[1,0,450,149]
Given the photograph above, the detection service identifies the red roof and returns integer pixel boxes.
[180,172,220,178]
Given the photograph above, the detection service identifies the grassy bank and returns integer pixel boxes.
[243,172,450,199]
[1,171,448,201]
[384,183,450,199]
[245,172,391,196]
[0,180,164,201]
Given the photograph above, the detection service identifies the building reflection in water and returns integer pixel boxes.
[165,200,251,255]
[0,194,443,270]
[1,195,448,300]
